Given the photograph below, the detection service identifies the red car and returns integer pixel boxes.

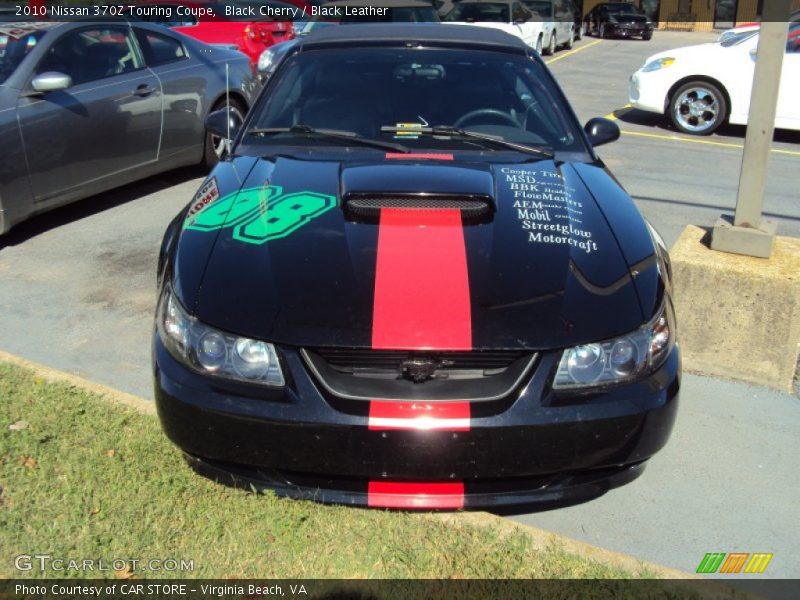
[129,1,305,65]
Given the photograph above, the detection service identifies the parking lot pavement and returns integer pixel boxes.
[0,168,204,399]
[511,372,800,583]
[547,31,800,248]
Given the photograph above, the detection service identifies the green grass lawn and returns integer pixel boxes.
[0,360,681,585]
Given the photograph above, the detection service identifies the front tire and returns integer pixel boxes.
[202,98,246,170]
[535,35,543,55]
[643,31,652,41]
[669,81,727,135]
[544,33,557,55]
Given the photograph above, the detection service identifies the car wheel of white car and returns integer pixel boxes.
[669,81,727,136]
[545,33,557,55]
[535,35,543,54]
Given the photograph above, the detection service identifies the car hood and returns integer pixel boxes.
[643,41,740,65]
[609,13,649,23]
[173,156,660,350]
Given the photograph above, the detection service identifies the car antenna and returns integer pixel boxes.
[225,63,231,158]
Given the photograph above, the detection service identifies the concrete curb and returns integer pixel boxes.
[0,351,742,594]
[0,349,155,416]
[437,512,698,578]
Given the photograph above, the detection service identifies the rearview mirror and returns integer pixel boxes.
[584,117,620,147]
[30,71,72,93]
[204,107,243,142]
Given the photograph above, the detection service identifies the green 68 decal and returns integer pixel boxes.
[184,185,336,245]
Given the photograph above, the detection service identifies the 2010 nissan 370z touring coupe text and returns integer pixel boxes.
[153,24,680,510]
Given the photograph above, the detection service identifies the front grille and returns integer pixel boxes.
[343,194,493,221]
[316,348,526,373]
[302,348,537,402]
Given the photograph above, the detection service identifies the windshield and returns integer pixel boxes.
[604,2,643,15]
[523,1,553,18]
[444,3,509,22]
[247,47,583,155]
[0,29,44,85]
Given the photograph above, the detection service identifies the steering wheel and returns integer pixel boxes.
[453,108,519,129]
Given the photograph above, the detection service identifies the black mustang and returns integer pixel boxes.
[153,24,679,509]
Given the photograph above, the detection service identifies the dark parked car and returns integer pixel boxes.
[154,24,679,509]
[583,1,653,40]
[0,21,256,234]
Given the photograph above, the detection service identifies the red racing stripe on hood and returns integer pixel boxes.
[372,208,472,350]
[385,153,454,160]
[368,401,470,431]
[367,481,465,509]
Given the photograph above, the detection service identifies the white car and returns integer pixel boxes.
[522,0,576,53]
[629,24,800,135]
[442,0,553,54]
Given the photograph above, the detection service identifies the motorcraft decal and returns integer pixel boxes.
[502,167,599,255]
[184,186,335,245]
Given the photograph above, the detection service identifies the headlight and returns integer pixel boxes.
[257,48,275,73]
[642,57,675,72]
[157,286,285,386]
[553,300,676,390]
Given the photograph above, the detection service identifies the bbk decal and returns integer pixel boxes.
[184,185,335,245]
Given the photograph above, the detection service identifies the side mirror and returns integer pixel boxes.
[204,107,243,142]
[584,117,620,147]
[30,71,72,93]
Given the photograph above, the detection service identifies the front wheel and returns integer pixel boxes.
[544,33,557,55]
[642,31,652,41]
[202,98,246,170]
[669,81,727,135]
[535,35,543,54]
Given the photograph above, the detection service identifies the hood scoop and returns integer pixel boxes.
[340,162,496,222]
[343,193,493,221]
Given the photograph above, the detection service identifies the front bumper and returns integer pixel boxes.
[154,336,680,508]
[606,23,653,37]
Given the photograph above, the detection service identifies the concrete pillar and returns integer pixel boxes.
[710,0,792,258]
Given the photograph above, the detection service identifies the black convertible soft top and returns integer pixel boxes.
[296,23,530,54]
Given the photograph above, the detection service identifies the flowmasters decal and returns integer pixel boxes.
[184,185,335,245]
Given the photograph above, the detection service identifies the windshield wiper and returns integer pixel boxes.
[248,125,409,153]
[379,125,555,159]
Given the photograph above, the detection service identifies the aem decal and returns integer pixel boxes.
[184,186,335,245]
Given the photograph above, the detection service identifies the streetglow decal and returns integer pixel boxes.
[184,186,335,245]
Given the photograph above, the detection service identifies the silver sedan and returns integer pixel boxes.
[0,21,257,234]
